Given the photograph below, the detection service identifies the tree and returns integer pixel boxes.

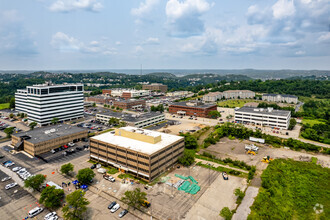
[39,186,65,209]
[76,168,95,185]
[178,150,195,166]
[208,110,221,119]
[108,117,120,125]
[288,118,297,130]
[180,133,198,149]
[29,121,38,130]
[234,188,245,205]
[62,190,90,220]
[4,127,15,138]
[220,207,233,220]
[61,163,74,176]
[51,117,59,125]
[92,102,96,107]
[121,188,147,210]
[24,174,46,191]
[9,97,15,109]
[9,113,14,118]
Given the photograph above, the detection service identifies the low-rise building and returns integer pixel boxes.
[203,92,222,102]
[108,89,150,98]
[262,94,298,104]
[85,95,115,105]
[166,91,191,97]
[11,124,88,156]
[169,101,217,118]
[113,99,146,110]
[222,90,255,99]
[96,112,165,128]
[142,83,168,93]
[90,127,184,182]
[234,107,291,129]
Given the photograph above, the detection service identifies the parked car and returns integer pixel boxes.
[1,176,11,182]
[110,204,120,213]
[4,161,15,167]
[222,172,228,180]
[83,145,89,149]
[90,164,96,169]
[108,201,117,209]
[5,182,18,190]
[12,166,22,172]
[104,175,115,182]
[68,142,75,147]
[76,147,83,151]
[0,154,5,159]
[44,211,58,220]
[28,207,43,218]
[119,209,128,218]
[51,149,56,154]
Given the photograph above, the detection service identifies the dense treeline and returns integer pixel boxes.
[301,123,330,144]
[248,159,330,220]
[298,99,330,120]
[204,123,329,154]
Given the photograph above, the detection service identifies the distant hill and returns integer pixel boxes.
[146,72,177,78]
[181,73,252,82]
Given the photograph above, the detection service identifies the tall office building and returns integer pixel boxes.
[15,82,84,126]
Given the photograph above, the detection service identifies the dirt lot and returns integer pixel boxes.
[201,137,330,170]
[158,119,208,135]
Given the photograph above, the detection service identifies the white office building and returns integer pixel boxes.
[262,94,298,104]
[234,107,291,129]
[15,82,84,126]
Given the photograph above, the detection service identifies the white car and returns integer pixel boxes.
[5,182,17,190]
[44,211,58,220]
[1,176,11,182]
[5,162,15,167]
[68,142,75,147]
[12,166,22,172]
[28,207,43,218]
[17,168,26,174]
[110,203,120,213]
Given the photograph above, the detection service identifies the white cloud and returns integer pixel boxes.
[115,41,122,45]
[165,0,211,37]
[131,0,160,17]
[144,37,160,44]
[51,32,116,55]
[49,0,103,12]
[295,50,306,55]
[318,32,330,43]
[0,10,38,55]
[272,0,296,20]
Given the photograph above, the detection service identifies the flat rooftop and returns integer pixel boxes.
[114,99,145,103]
[97,111,164,123]
[235,107,290,117]
[13,124,87,144]
[91,126,184,155]
[170,102,217,109]
[30,83,83,88]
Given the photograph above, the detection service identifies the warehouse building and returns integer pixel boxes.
[262,94,298,104]
[169,102,217,118]
[234,107,291,129]
[15,82,84,126]
[142,83,168,93]
[11,124,88,156]
[113,99,146,110]
[96,111,165,128]
[90,127,184,182]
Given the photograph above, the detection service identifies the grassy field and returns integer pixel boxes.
[217,99,261,108]
[0,103,9,110]
[302,118,326,126]
[249,159,330,220]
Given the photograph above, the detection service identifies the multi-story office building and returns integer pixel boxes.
[262,94,298,104]
[15,82,84,126]
[203,92,222,102]
[106,89,150,98]
[90,127,184,182]
[234,107,291,129]
[142,83,168,93]
[11,124,88,156]
[222,90,255,99]
[169,101,217,118]
[96,112,165,128]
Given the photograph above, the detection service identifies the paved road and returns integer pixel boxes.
[232,186,259,220]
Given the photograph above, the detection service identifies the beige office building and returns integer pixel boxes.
[90,127,184,182]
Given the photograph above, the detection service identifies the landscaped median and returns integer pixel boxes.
[196,161,248,179]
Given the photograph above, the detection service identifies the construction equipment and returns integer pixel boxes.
[141,200,151,208]
[246,150,256,155]
[245,144,259,152]
[261,156,274,163]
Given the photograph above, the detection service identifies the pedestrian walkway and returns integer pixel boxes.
[232,186,259,220]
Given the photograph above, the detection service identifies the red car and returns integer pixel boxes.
[64,145,68,149]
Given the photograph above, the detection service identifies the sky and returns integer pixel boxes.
[0,0,329,70]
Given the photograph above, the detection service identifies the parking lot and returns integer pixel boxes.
[0,170,52,220]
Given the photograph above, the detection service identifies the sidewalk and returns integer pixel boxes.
[232,186,259,220]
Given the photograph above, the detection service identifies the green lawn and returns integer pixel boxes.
[0,103,10,110]
[217,99,260,108]
[302,118,326,126]
[249,159,330,220]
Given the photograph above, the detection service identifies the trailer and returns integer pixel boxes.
[245,144,259,152]
[249,137,265,144]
